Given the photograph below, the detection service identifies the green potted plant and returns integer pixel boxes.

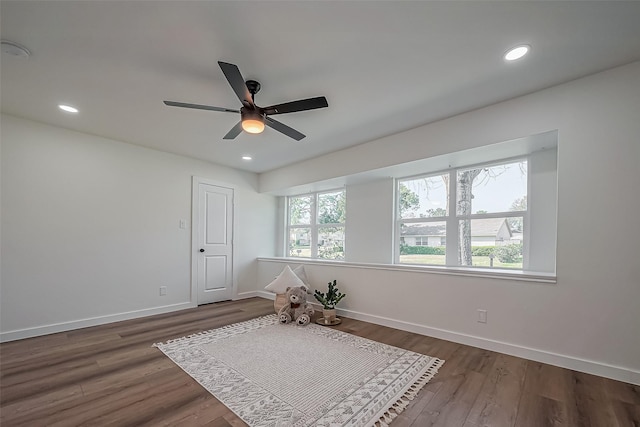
[314,280,346,325]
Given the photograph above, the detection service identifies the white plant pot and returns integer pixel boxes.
[323,308,337,323]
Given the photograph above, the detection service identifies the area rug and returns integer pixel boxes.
[154,315,444,427]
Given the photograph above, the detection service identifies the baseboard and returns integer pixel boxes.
[235,290,275,300]
[252,294,639,385]
[0,302,196,343]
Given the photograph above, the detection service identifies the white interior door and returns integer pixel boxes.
[194,180,234,304]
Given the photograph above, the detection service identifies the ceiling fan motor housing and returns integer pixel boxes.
[241,107,265,121]
[245,80,261,96]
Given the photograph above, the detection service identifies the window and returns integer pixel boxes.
[398,175,449,265]
[397,159,528,270]
[287,190,345,260]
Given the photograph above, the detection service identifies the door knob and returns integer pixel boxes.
[199,249,205,253]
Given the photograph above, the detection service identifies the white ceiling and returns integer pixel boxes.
[2,1,640,173]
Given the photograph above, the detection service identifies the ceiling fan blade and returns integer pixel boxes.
[218,61,254,108]
[223,121,244,140]
[265,117,305,141]
[262,96,328,116]
[164,100,239,113]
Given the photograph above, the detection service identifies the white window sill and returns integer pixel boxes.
[258,257,556,284]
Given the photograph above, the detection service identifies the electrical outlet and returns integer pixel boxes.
[179,219,186,229]
[159,286,167,296]
[477,309,487,323]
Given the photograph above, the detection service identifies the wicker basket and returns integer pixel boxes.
[274,293,287,313]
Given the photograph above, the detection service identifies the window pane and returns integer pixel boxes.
[318,227,345,260]
[318,191,345,224]
[457,161,527,215]
[399,221,446,265]
[458,217,524,269]
[399,176,449,219]
[289,196,312,225]
[289,228,311,257]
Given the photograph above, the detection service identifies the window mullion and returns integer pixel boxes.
[310,195,318,258]
[286,198,293,257]
[394,197,400,264]
[445,170,458,266]
[285,198,290,256]
[523,161,531,270]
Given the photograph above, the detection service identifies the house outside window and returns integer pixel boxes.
[287,189,345,260]
[397,159,527,269]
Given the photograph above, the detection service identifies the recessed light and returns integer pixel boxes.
[242,156,252,161]
[504,45,530,61]
[58,104,79,113]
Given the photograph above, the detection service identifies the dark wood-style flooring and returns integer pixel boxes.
[1,298,638,426]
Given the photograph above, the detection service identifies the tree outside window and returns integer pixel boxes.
[397,160,527,269]
[288,190,345,260]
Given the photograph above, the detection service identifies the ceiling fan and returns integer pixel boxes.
[164,61,328,141]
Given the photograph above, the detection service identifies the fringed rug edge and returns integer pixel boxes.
[370,357,445,427]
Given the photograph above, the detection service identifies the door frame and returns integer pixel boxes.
[191,176,237,305]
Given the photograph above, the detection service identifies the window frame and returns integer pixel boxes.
[395,157,529,270]
[396,171,450,266]
[286,189,346,260]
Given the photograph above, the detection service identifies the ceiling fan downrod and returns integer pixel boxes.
[245,80,261,103]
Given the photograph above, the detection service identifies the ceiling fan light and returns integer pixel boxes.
[242,119,265,134]
[241,109,265,134]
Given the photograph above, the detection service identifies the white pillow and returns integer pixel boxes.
[292,265,309,287]
[265,265,305,294]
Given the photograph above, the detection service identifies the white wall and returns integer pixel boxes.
[0,115,277,340]
[527,147,557,273]
[257,61,640,385]
[345,178,394,264]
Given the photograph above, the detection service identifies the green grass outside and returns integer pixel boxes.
[291,246,523,269]
[289,246,345,260]
[399,254,523,269]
